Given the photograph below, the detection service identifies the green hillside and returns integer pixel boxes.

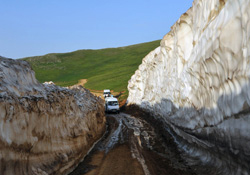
[23,40,160,97]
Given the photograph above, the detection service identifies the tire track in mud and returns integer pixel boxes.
[70,113,195,175]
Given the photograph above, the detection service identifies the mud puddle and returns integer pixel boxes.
[69,113,195,175]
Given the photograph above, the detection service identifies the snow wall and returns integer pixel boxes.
[128,0,250,174]
[0,57,106,175]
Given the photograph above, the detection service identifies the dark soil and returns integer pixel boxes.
[70,106,196,175]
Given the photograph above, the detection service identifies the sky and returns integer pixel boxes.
[0,1,193,59]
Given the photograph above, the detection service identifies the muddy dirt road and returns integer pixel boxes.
[69,113,195,175]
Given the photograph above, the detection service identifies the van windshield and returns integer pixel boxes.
[108,101,118,106]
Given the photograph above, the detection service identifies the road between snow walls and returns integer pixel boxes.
[70,112,196,175]
[0,57,106,175]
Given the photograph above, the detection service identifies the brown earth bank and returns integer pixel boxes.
[74,79,126,105]
[76,79,88,86]
[70,111,196,175]
[74,81,125,104]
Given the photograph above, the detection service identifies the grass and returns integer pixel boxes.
[23,40,160,99]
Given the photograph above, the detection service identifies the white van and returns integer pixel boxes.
[105,97,120,113]
[103,89,111,98]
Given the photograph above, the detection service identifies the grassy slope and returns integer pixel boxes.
[23,40,160,96]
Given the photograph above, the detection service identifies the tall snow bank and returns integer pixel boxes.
[0,57,106,175]
[128,0,250,174]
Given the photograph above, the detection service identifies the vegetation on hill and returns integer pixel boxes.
[23,40,160,99]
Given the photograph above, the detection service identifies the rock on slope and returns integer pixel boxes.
[128,0,250,174]
[0,57,106,175]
